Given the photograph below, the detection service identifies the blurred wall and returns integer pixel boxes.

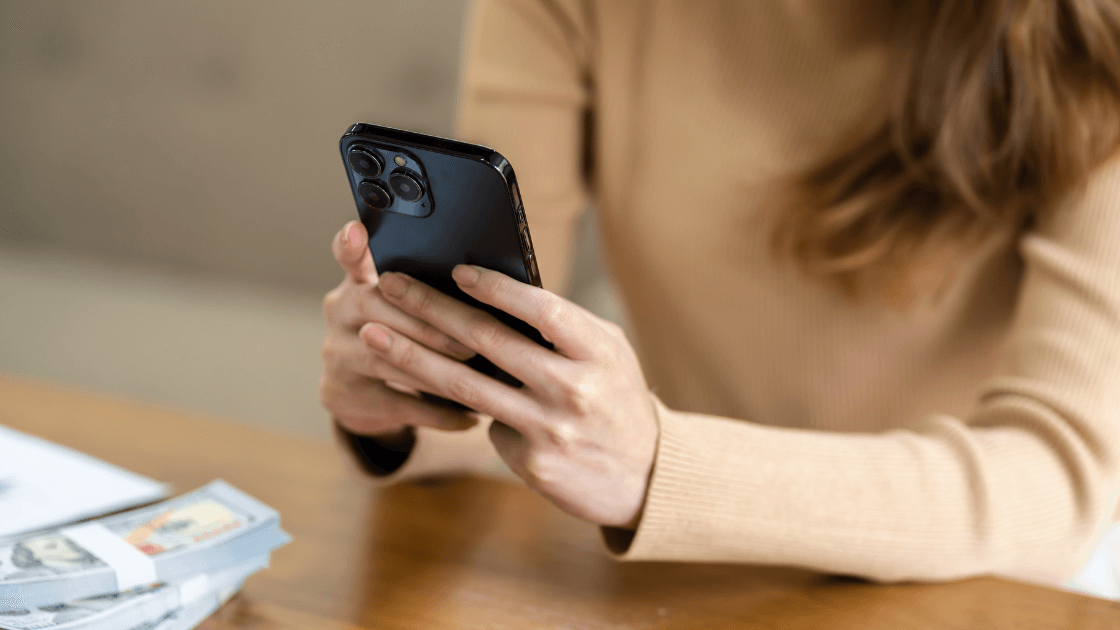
[0,1,622,440]
[0,0,468,291]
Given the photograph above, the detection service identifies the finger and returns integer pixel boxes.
[324,330,432,392]
[331,220,377,284]
[320,373,477,434]
[451,265,604,360]
[365,322,543,436]
[358,301,477,361]
[357,323,473,382]
[488,420,532,480]
[326,284,476,361]
[322,332,472,425]
[382,379,421,397]
[376,272,565,392]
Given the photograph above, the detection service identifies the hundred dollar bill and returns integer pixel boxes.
[0,481,289,609]
[123,574,245,630]
[0,555,268,630]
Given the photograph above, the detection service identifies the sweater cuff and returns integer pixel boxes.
[334,417,508,483]
[601,395,805,565]
[600,393,681,556]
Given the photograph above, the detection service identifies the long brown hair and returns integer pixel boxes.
[766,0,1120,310]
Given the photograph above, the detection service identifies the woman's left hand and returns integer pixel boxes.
[363,264,659,528]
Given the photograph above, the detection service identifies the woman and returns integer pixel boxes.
[319,0,1120,595]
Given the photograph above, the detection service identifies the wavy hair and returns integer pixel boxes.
[766,0,1120,309]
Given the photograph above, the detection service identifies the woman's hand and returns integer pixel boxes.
[362,264,660,529]
[319,221,480,438]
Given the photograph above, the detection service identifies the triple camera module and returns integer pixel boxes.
[348,144,429,216]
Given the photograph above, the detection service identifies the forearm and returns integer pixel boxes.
[608,396,1118,586]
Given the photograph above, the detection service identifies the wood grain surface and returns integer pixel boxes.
[2,375,1117,629]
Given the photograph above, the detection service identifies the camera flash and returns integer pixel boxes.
[394,156,406,166]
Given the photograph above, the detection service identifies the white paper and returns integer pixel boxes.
[0,424,169,539]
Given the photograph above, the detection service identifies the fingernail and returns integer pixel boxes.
[362,323,392,351]
[378,272,409,298]
[346,222,362,248]
[453,264,481,287]
[447,339,474,358]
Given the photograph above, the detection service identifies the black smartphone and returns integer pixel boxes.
[339,123,549,405]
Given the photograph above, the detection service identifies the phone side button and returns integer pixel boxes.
[515,205,526,226]
[527,251,539,285]
[519,227,533,254]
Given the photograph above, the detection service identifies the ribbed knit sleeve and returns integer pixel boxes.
[455,0,592,296]
[608,159,1120,585]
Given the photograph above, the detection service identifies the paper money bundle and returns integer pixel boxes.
[0,556,266,630]
[0,480,290,630]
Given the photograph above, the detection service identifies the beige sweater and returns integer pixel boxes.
[355,0,1120,586]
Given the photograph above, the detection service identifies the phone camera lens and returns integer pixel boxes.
[358,180,392,210]
[348,146,384,178]
[389,172,424,202]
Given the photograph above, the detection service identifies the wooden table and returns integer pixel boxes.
[1,376,1117,629]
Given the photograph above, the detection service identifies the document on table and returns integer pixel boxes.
[0,424,169,539]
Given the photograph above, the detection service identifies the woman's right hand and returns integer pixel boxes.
[319,220,479,438]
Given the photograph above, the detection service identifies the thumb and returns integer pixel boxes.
[332,220,377,283]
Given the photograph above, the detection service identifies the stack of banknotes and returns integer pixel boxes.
[0,480,290,630]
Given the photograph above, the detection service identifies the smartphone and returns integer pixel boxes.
[339,123,549,405]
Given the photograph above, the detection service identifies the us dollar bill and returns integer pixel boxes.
[123,577,244,630]
[0,481,289,609]
[0,555,268,630]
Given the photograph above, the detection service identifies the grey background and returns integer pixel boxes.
[0,1,619,441]
[0,1,465,289]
